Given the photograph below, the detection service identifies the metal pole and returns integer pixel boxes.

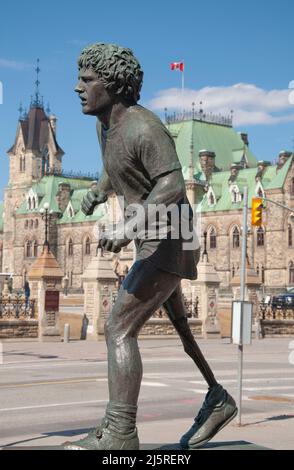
[237,186,248,426]
[44,209,48,246]
[181,69,185,114]
[64,323,70,343]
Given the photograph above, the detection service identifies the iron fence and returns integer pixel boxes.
[0,293,35,319]
[258,302,294,321]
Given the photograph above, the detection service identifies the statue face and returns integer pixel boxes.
[75,68,114,116]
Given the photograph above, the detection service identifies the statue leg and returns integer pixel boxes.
[163,284,217,387]
[64,259,181,450]
[163,285,237,449]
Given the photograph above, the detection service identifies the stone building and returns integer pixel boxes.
[1,100,294,299]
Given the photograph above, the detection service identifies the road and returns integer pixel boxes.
[0,338,293,449]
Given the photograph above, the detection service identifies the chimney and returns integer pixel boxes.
[256,160,271,181]
[56,182,71,212]
[277,150,292,170]
[239,132,249,146]
[199,149,215,181]
[228,164,240,183]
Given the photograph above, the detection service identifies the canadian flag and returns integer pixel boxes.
[170,62,184,72]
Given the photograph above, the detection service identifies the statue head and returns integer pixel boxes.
[77,43,143,106]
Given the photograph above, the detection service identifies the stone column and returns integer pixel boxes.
[82,249,117,340]
[28,246,63,342]
[191,253,221,338]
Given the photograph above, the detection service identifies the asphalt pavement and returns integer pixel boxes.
[0,337,293,450]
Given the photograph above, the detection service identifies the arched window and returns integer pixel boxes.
[26,241,32,258]
[289,224,293,247]
[25,220,29,229]
[257,265,260,276]
[30,219,34,228]
[232,190,238,203]
[257,227,264,247]
[28,198,31,210]
[291,177,294,196]
[209,227,217,249]
[33,241,38,258]
[232,227,240,249]
[289,262,294,284]
[35,219,38,229]
[232,265,235,278]
[32,198,36,210]
[85,237,91,255]
[20,156,25,172]
[68,239,73,256]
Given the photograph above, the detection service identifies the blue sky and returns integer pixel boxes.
[0,0,294,198]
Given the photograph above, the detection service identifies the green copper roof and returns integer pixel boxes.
[16,175,95,215]
[166,119,257,174]
[57,188,109,225]
[200,156,293,213]
[0,202,3,232]
[265,155,293,190]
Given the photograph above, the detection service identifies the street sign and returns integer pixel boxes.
[232,301,253,345]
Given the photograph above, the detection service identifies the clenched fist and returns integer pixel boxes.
[81,187,108,216]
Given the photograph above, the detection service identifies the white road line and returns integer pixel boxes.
[183,388,206,394]
[0,399,107,413]
[141,381,168,387]
[189,378,294,385]
[243,386,294,391]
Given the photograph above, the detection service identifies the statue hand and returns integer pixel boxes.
[99,224,130,253]
[81,189,107,216]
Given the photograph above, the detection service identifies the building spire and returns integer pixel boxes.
[31,59,43,108]
[18,102,23,120]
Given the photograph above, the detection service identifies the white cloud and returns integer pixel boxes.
[0,59,31,70]
[148,83,294,126]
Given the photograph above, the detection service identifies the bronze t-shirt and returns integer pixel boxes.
[99,105,199,280]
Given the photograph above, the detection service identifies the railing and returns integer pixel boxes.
[258,303,294,321]
[165,110,233,127]
[183,295,199,318]
[0,293,35,319]
[46,168,99,181]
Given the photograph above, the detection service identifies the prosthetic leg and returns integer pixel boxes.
[163,285,237,449]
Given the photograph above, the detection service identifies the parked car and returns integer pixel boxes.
[271,293,294,309]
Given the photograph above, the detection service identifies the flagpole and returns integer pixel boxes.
[181,64,185,115]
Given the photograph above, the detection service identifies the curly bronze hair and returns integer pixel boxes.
[78,43,143,104]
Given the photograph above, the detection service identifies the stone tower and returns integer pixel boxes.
[2,63,64,274]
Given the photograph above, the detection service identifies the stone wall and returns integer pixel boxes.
[261,320,294,337]
[0,320,38,339]
[139,318,202,337]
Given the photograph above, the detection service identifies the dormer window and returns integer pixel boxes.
[207,187,216,207]
[255,181,264,199]
[66,202,75,218]
[230,185,241,203]
[209,193,215,205]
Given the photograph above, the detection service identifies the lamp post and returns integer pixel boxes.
[63,274,69,296]
[39,202,53,250]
